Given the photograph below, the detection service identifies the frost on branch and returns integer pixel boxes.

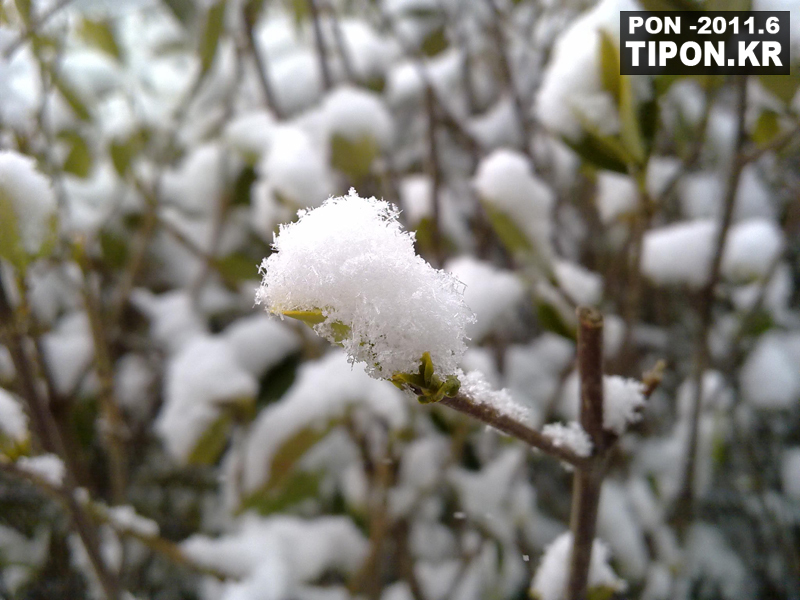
[542,422,592,458]
[530,532,626,600]
[256,190,474,380]
[603,375,647,436]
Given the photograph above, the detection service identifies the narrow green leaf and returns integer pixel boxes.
[619,73,646,165]
[199,0,227,73]
[330,133,379,182]
[421,25,448,57]
[78,19,121,60]
[187,412,232,465]
[0,188,27,271]
[752,110,780,147]
[53,74,91,121]
[59,131,92,178]
[162,0,196,27]
[482,203,533,255]
[598,30,620,104]
[759,72,800,105]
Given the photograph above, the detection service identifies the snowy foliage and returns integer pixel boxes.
[257,191,473,379]
[0,0,798,598]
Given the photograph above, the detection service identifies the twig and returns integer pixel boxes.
[437,395,587,468]
[242,3,284,119]
[307,0,333,91]
[674,75,749,526]
[565,307,606,600]
[0,272,121,600]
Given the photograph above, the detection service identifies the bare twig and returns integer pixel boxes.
[0,272,121,600]
[308,0,333,90]
[674,75,749,525]
[242,3,284,119]
[566,307,606,600]
[438,395,587,468]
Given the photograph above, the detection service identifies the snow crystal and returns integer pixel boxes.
[781,448,800,500]
[321,86,393,148]
[242,351,406,493]
[542,422,592,458]
[474,149,554,259]
[155,335,258,462]
[603,375,646,435]
[257,125,332,209]
[530,532,626,600]
[107,505,159,538]
[16,454,65,487]
[257,191,473,379]
[0,388,28,444]
[445,256,525,341]
[0,150,57,256]
[459,370,531,425]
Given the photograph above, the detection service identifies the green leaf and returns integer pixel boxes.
[563,130,629,174]
[481,203,533,255]
[99,230,129,269]
[619,73,646,165]
[52,73,91,121]
[240,424,334,513]
[281,309,351,344]
[0,188,28,271]
[242,470,321,515]
[199,0,227,73]
[232,165,257,204]
[598,30,620,104]
[586,585,619,600]
[14,0,30,26]
[759,72,800,105]
[421,25,448,57]
[77,19,121,60]
[752,110,781,147]
[216,253,257,282]
[704,0,749,10]
[162,0,196,27]
[536,300,577,340]
[187,412,233,465]
[330,133,379,182]
[109,134,143,177]
[286,0,308,29]
[59,131,92,178]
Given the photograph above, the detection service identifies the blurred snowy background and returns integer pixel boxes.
[0,0,799,598]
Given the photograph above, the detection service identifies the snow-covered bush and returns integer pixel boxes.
[0,0,798,599]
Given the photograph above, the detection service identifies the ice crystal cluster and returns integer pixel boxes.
[256,190,474,379]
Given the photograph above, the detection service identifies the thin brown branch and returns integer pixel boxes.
[675,75,749,526]
[0,272,121,600]
[242,3,284,119]
[566,307,606,600]
[308,0,333,91]
[438,394,587,468]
